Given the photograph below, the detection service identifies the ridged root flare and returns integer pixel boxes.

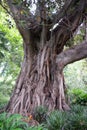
[6,44,70,115]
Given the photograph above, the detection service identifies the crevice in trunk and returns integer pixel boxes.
[6,43,70,115]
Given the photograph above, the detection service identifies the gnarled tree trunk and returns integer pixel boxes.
[6,42,70,114]
[5,0,87,115]
[6,38,87,115]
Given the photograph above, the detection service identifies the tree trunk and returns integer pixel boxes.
[5,0,87,115]
[6,43,70,115]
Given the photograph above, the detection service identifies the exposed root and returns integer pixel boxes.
[6,44,70,115]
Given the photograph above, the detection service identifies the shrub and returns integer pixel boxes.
[45,105,87,130]
[64,105,87,130]
[0,112,28,130]
[71,104,86,113]
[33,106,48,123]
[70,88,87,106]
[64,111,87,130]
[0,105,87,130]
[26,125,48,130]
[46,110,66,130]
[0,103,7,110]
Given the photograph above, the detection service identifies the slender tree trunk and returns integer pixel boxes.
[6,42,70,115]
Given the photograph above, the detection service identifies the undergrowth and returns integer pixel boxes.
[0,105,87,130]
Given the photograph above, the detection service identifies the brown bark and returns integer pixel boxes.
[6,43,70,115]
[6,41,87,114]
[6,0,87,49]
[53,0,87,53]
[5,0,87,114]
[56,41,87,67]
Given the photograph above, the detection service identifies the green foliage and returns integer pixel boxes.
[0,31,9,58]
[33,106,48,123]
[64,113,87,130]
[46,110,66,130]
[71,105,86,113]
[0,103,6,110]
[0,7,23,104]
[0,92,9,104]
[45,105,87,130]
[64,60,87,104]
[0,106,87,130]
[71,88,87,106]
[0,113,28,130]
[64,105,87,130]
[0,113,48,130]
[74,29,85,45]
[26,125,48,130]
[64,60,87,89]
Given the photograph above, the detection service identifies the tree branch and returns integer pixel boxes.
[54,0,73,24]
[6,0,29,41]
[52,0,87,54]
[0,2,12,16]
[7,0,43,32]
[56,42,87,68]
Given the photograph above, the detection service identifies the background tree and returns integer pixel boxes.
[0,0,87,115]
[0,7,23,105]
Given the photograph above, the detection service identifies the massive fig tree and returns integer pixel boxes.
[1,0,87,114]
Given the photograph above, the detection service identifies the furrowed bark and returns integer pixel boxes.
[5,0,87,114]
[6,43,70,114]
